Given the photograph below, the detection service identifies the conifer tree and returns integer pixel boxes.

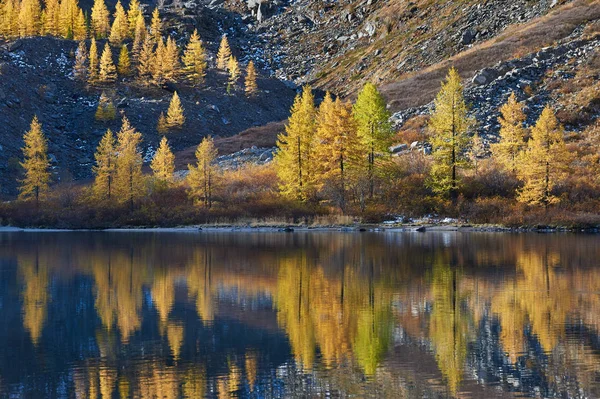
[227,55,240,92]
[216,34,231,70]
[117,44,131,76]
[18,0,41,37]
[166,91,185,129]
[182,29,206,85]
[352,82,392,199]
[92,128,117,200]
[19,116,51,205]
[57,0,76,38]
[73,40,88,81]
[151,136,175,183]
[274,86,317,201]
[151,38,166,84]
[95,92,116,121]
[244,60,257,96]
[137,35,154,82]
[73,8,87,40]
[109,0,128,44]
[157,112,168,134]
[469,132,486,175]
[126,0,141,35]
[88,37,99,82]
[114,116,144,209]
[149,7,161,43]
[98,43,117,83]
[314,94,361,212]
[131,13,146,58]
[491,92,527,173]
[428,68,472,200]
[187,136,218,208]
[42,0,60,36]
[516,105,570,206]
[163,36,180,82]
[91,0,110,38]
[0,0,19,38]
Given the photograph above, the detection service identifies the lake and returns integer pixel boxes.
[0,231,599,398]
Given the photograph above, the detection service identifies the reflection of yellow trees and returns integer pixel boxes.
[216,360,242,399]
[182,367,206,398]
[429,262,469,395]
[245,351,258,391]
[19,252,50,346]
[138,364,179,399]
[166,321,184,361]
[186,248,215,324]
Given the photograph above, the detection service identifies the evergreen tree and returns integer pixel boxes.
[42,0,60,36]
[126,0,141,35]
[57,0,80,39]
[314,94,361,212]
[274,86,317,201]
[91,0,110,38]
[491,92,527,173]
[151,136,175,183]
[73,8,87,40]
[19,116,51,205]
[95,92,116,121]
[18,0,41,37]
[92,128,117,200]
[114,116,144,209]
[117,44,131,76]
[131,12,146,59]
[182,29,206,85]
[98,43,117,83]
[157,112,168,134]
[149,7,161,43]
[352,82,392,199]
[428,68,472,200]
[0,0,19,38]
[516,106,570,206]
[137,35,154,82]
[151,38,166,84]
[469,132,486,175]
[166,91,185,129]
[163,36,180,82]
[244,60,257,96]
[216,34,231,70]
[227,55,240,92]
[73,40,88,81]
[187,136,218,208]
[88,37,99,82]
[109,0,128,44]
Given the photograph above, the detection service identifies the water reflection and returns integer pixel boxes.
[0,232,599,398]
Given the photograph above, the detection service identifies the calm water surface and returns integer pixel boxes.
[0,231,599,398]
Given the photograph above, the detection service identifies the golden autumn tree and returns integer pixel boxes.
[127,0,142,34]
[163,36,180,81]
[182,29,206,85]
[149,7,161,43]
[95,92,116,121]
[131,11,146,58]
[117,44,131,76]
[98,43,117,83]
[109,0,128,44]
[73,40,88,81]
[157,112,168,134]
[137,35,154,82]
[18,0,41,37]
[314,94,362,212]
[88,37,99,82]
[216,34,231,70]
[516,105,570,206]
[468,132,486,175]
[0,0,19,38]
[227,55,240,92]
[91,0,110,38]
[114,116,144,209]
[352,82,392,199]
[428,68,472,200]
[491,92,527,173]
[19,116,51,204]
[57,0,78,39]
[274,85,317,201]
[92,129,117,200]
[42,0,60,35]
[244,60,258,96]
[165,91,185,129]
[72,9,87,40]
[187,136,218,208]
[151,136,175,183]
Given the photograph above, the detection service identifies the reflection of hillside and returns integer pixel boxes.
[1,232,600,398]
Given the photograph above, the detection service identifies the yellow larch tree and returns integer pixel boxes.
[73,40,88,81]
[42,0,60,36]
[137,35,154,82]
[163,36,180,82]
[19,116,51,204]
[0,0,19,38]
[227,55,240,92]
[151,38,166,84]
[216,34,231,70]
[182,29,207,85]
[95,92,116,121]
[72,8,87,40]
[187,136,219,208]
[274,85,317,201]
[131,12,146,58]
[166,91,185,129]
[117,44,131,76]
[428,67,473,200]
[314,94,361,212]
[150,136,175,183]
[18,0,41,37]
[91,0,110,38]
[114,116,144,209]
[244,60,258,96]
[157,112,168,134]
[126,0,142,35]
[98,43,117,83]
[491,92,527,173]
[109,0,128,44]
[149,7,161,43]
[57,0,82,39]
[92,129,117,200]
[352,82,393,199]
[516,105,570,207]
[468,132,486,175]
[88,37,99,82]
